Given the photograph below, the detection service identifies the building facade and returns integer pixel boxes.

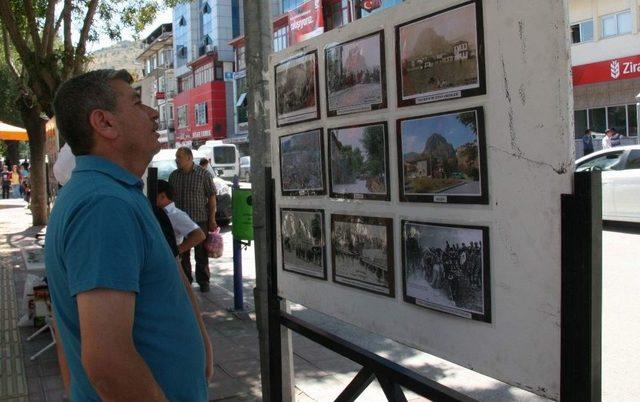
[172,0,243,149]
[135,23,176,147]
[569,0,640,152]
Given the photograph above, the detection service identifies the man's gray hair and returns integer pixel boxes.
[53,69,133,155]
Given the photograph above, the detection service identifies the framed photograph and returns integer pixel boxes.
[275,50,320,127]
[397,107,488,204]
[329,122,390,201]
[395,0,485,106]
[279,129,326,196]
[401,220,490,322]
[331,214,394,297]
[281,208,327,279]
[325,31,387,117]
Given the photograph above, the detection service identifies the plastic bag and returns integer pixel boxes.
[204,228,224,258]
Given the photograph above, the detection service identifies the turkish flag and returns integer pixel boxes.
[361,0,382,12]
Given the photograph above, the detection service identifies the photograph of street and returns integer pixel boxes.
[329,123,389,200]
[403,221,489,321]
[279,129,325,195]
[331,215,394,296]
[275,51,319,126]
[399,108,486,203]
[397,1,483,104]
[325,31,386,116]
[281,209,326,279]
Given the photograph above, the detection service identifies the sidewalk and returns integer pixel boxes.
[0,198,553,402]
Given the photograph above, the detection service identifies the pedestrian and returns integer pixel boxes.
[169,147,217,292]
[607,127,623,147]
[199,157,216,178]
[602,128,613,150]
[45,69,213,401]
[10,165,21,198]
[20,162,30,199]
[1,165,11,199]
[582,129,594,156]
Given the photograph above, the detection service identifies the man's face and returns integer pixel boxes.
[109,80,160,161]
[175,150,193,171]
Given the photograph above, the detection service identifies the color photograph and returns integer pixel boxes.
[396,1,484,105]
[279,129,325,196]
[402,221,490,322]
[281,209,326,279]
[275,51,320,126]
[398,107,487,204]
[329,123,389,200]
[325,31,386,116]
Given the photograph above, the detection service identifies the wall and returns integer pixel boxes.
[269,0,573,399]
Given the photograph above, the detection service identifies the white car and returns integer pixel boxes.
[575,145,640,223]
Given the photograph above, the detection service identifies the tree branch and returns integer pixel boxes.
[73,0,99,76]
[24,0,43,54]
[0,2,34,61]
[62,0,73,80]
[1,25,20,82]
[42,0,60,56]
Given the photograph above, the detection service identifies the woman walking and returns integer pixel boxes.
[10,165,21,198]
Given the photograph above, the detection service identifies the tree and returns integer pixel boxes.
[0,0,180,225]
[0,49,24,166]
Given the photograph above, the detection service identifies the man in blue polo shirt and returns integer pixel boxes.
[45,69,212,401]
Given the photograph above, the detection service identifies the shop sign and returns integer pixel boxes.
[573,54,640,86]
[288,0,324,45]
[155,91,166,99]
[192,129,212,139]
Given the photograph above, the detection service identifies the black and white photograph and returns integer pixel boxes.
[281,209,327,279]
[396,0,485,106]
[331,215,394,297]
[329,122,389,200]
[402,221,490,322]
[279,129,326,196]
[398,107,487,204]
[325,31,387,117]
[275,50,320,126]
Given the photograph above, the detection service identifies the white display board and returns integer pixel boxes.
[269,0,573,398]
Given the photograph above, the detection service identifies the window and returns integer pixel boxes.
[574,110,588,138]
[194,63,213,86]
[236,45,246,71]
[235,75,248,129]
[202,2,211,13]
[576,105,638,138]
[575,151,624,172]
[282,0,305,12]
[608,106,627,135]
[571,20,594,43]
[195,102,208,126]
[158,76,166,92]
[178,74,193,93]
[324,0,351,31]
[588,108,606,133]
[601,11,632,38]
[273,26,288,52]
[213,146,236,164]
[215,63,224,80]
[178,16,186,26]
[626,150,640,169]
[177,105,188,128]
[168,105,174,121]
[628,104,637,136]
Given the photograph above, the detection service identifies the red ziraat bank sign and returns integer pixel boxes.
[573,55,640,86]
[288,0,324,45]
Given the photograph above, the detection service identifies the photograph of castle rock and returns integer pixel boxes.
[329,123,389,200]
[281,209,326,279]
[275,51,320,126]
[279,129,325,196]
[325,31,386,116]
[398,107,487,204]
[402,220,490,322]
[396,1,484,105]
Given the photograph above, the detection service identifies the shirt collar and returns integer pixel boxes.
[73,155,144,189]
[164,202,177,213]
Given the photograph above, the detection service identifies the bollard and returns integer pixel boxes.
[232,175,244,311]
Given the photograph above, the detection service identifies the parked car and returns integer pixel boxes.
[239,156,250,182]
[197,141,240,180]
[575,145,640,223]
[149,149,233,226]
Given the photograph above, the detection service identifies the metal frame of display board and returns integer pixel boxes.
[264,168,602,402]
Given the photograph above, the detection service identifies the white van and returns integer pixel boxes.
[197,140,239,180]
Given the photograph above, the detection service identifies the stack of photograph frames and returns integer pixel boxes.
[274,0,491,323]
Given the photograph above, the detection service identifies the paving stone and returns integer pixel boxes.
[218,358,262,379]
[208,368,253,400]
[41,375,64,392]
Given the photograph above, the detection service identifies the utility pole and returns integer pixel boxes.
[243,1,294,401]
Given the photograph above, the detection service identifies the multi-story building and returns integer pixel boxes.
[569,0,640,155]
[228,0,404,154]
[135,23,176,148]
[172,0,243,149]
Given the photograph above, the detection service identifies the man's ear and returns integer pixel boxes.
[88,109,119,140]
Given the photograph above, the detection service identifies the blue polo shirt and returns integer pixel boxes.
[45,156,207,402]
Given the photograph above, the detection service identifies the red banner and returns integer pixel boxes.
[573,54,640,86]
[288,0,324,45]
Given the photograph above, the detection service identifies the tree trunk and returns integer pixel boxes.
[6,141,20,166]
[20,103,48,226]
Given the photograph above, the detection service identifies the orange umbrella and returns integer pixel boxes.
[0,121,28,141]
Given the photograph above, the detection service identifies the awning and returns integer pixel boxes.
[235,92,247,107]
[0,121,28,141]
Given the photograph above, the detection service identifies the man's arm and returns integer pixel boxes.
[77,289,168,402]
[207,194,217,232]
[178,228,206,255]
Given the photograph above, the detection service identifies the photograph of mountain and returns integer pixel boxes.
[398,107,487,203]
[396,1,485,105]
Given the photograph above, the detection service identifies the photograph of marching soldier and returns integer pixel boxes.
[325,31,387,117]
[331,215,394,297]
[329,122,389,200]
[279,129,326,196]
[275,50,320,126]
[396,0,485,106]
[398,107,488,204]
[280,209,327,279]
[402,221,490,322]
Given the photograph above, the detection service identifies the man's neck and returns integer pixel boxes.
[182,162,195,173]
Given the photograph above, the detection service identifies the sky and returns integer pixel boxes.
[401,111,477,154]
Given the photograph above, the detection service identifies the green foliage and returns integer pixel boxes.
[361,125,385,177]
